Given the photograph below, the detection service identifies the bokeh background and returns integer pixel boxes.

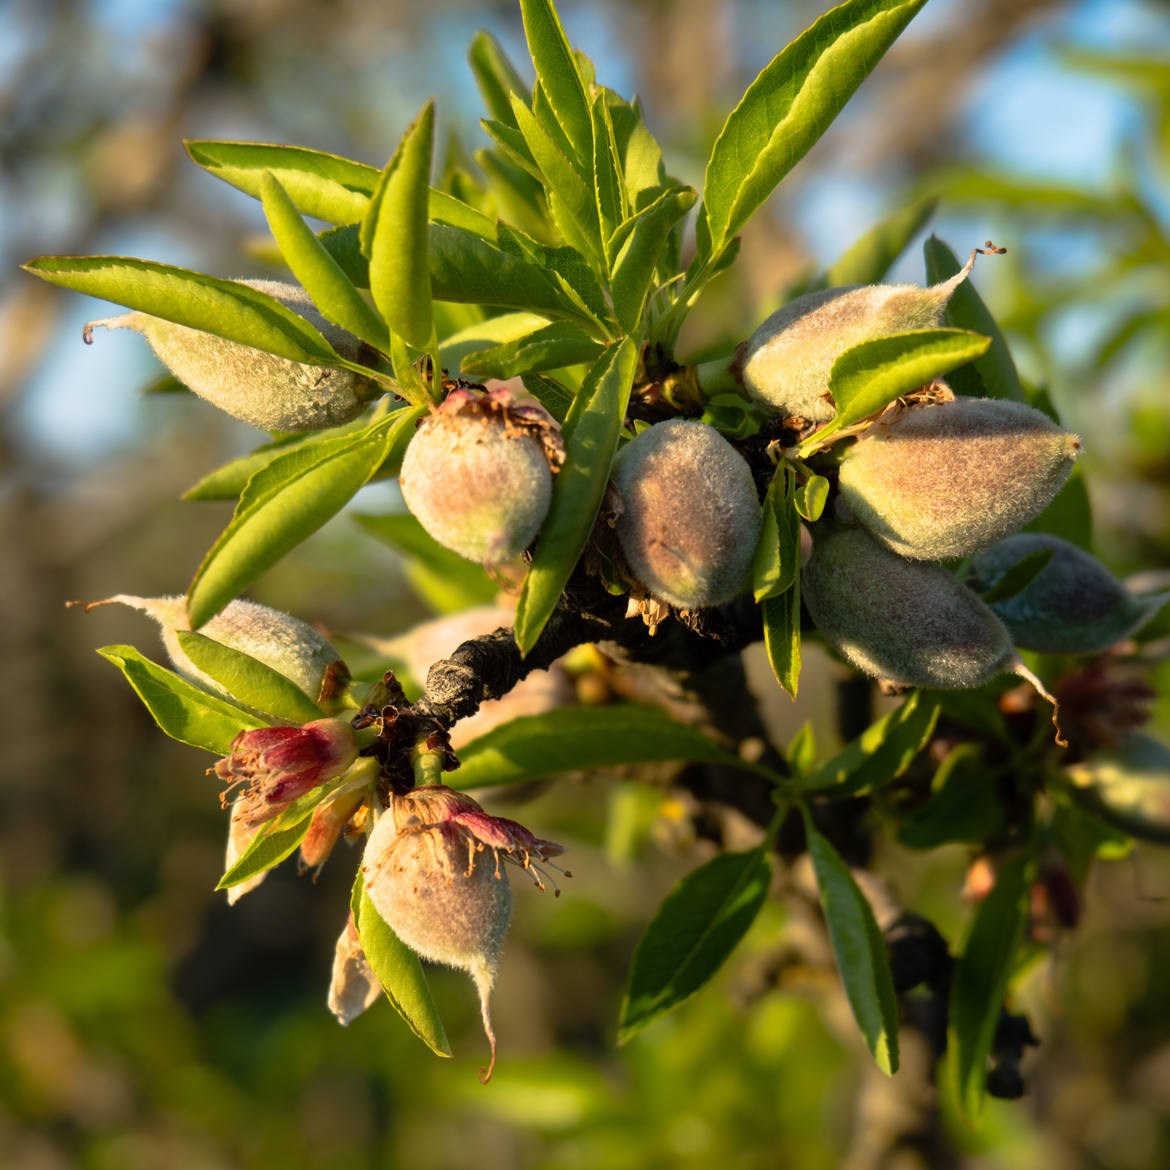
[3,0,1170,1166]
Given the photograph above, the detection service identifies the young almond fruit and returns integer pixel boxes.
[736,253,978,423]
[802,524,1016,690]
[85,594,349,708]
[399,389,565,566]
[610,419,761,610]
[361,785,564,1081]
[972,533,1170,654]
[84,279,377,432]
[837,398,1081,560]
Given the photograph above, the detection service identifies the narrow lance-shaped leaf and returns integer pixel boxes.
[700,0,929,257]
[799,328,991,454]
[353,874,453,1058]
[24,256,340,363]
[96,645,266,755]
[514,338,638,654]
[259,171,391,352]
[365,101,436,352]
[948,852,1032,1120]
[187,408,422,630]
[924,235,1027,403]
[753,464,799,602]
[460,321,602,380]
[452,705,783,790]
[592,90,626,242]
[762,581,802,699]
[468,30,531,128]
[510,94,601,263]
[185,140,379,225]
[804,816,900,1075]
[518,0,593,168]
[618,847,772,1044]
[608,187,697,333]
[174,630,326,724]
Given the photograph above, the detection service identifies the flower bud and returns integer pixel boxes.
[362,785,564,1081]
[328,914,383,1026]
[837,398,1081,560]
[215,717,360,830]
[973,534,1170,655]
[611,419,761,610]
[1066,733,1170,844]
[85,280,377,432]
[739,261,974,423]
[399,390,564,566]
[802,524,1015,689]
[89,594,348,707]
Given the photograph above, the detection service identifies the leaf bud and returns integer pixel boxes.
[610,419,762,610]
[802,524,1015,689]
[87,594,348,707]
[84,279,376,432]
[399,389,564,566]
[738,259,975,423]
[837,398,1081,560]
[1066,733,1170,844]
[361,785,565,1081]
[973,533,1170,655]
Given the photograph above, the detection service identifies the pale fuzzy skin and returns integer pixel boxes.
[394,605,574,749]
[103,279,372,432]
[327,917,383,1026]
[106,594,342,703]
[837,398,1081,560]
[973,533,1170,655]
[802,525,1015,689]
[362,794,512,1077]
[224,811,267,905]
[740,271,967,421]
[612,420,761,609]
[400,413,553,565]
[1067,733,1170,844]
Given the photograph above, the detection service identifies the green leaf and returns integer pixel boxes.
[353,512,498,614]
[924,236,1027,402]
[520,373,576,426]
[365,101,436,352]
[510,95,600,261]
[187,408,422,629]
[428,188,499,240]
[353,875,452,1058]
[786,722,817,776]
[174,631,326,724]
[753,465,800,602]
[948,852,1032,1121]
[461,321,602,379]
[804,817,900,1075]
[96,645,266,754]
[825,197,938,287]
[469,30,531,128]
[182,419,372,502]
[607,95,668,212]
[25,256,340,363]
[802,690,941,797]
[259,171,390,353]
[216,817,312,891]
[452,704,783,790]
[427,224,599,325]
[518,0,593,168]
[591,90,627,240]
[618,847,772,1044]
[514,339,638,654]
[794,475,830,523]
[185,140,378,224]
[700,0,928,255]
[800,328,991,453]
[762,583,802,699]
[978,548,1055,604]
[897,743,1004,850]
[609,187,697,332]
[438,312,549,372]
